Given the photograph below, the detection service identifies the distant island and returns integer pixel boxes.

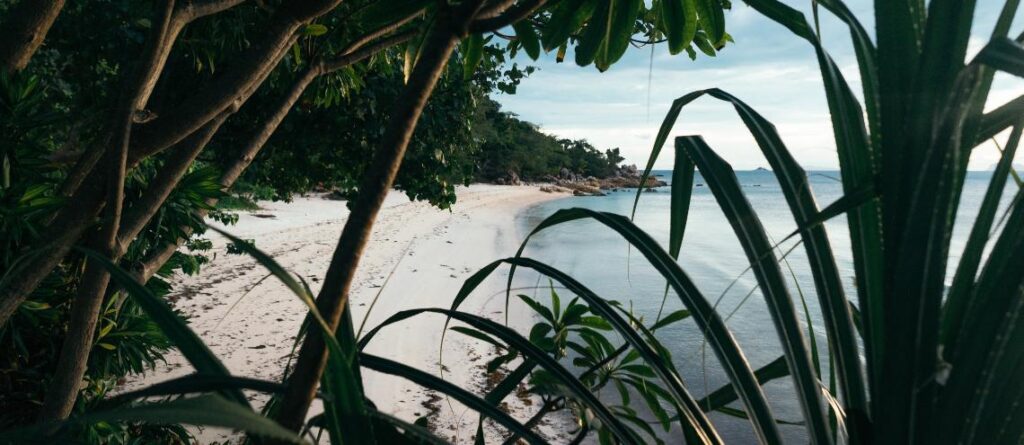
[473,98,665,196]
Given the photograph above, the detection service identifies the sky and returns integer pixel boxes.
[493,1,1024,170]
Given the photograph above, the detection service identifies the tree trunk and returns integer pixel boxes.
[39,73,134,422]
[272,8,474,432]
[0,0,66,73]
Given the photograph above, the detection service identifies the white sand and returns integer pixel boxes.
[125,184,578,443]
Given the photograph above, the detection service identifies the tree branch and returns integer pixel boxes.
[319,30,417,74]
[0,0,261,329]
[130,29,418,285]
[128,0,343,161]
[338,8,424,56]
[0,0,66,73]
[116,113,231,249]
[469,0,544,33]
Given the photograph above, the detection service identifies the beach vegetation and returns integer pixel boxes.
[0,0,728,443]
[3,0,1023,444]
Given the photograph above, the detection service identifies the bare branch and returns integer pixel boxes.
[339,8,424,56]
[128,0,343,162]
[183,0,248,19]
[469,0,545,33]
[132,28,419,284]
[0,0,66,73]
[116,113,231,248]
[320,30,417,74]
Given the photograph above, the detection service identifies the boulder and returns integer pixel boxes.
[507,170,521,186]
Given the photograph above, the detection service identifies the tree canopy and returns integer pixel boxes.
[0,0,733,440]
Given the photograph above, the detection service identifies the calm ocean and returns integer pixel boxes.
[515,170,1011,442]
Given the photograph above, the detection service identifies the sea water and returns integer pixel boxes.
[515,170,1011,442]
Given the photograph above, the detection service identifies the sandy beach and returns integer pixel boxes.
[125,184,577,443]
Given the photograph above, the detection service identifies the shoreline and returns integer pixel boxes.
[124,183,574,442]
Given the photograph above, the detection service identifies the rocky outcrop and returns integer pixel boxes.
[495,164,666,196]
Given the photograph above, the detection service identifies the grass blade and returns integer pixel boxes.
[696,356,789,413]
[209,227,374,443]
[669,143,696,259]
[359,353,548,445]
[358,307,636,442]
[942,124,1022,345]
[510,208,783,444]
[679,136,832,444]
[77,247,250,408]
[744,1,884,409]
[501,256,729,444]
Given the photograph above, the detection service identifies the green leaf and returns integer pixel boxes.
[208,227,374,443]
[528,323,553,344]
[695,0,725,44]
[353,0,431,30]
[744,1,883,401]
[462,33,485,79]
[574,0,610,67]
[541,0,596,51]
[106,375,291,406]
[661,0,698,54]
[669,142,696,260]
[512,20,540,60]
[650,309,691,331]
[449,326,506,350]
[580,315,614,330]
[518,294,556,324]
[596,0,643,70]
[302,24,328,37]
[697,355,789,413]
[976,38,1024,79]
[976,95,1024,145]
[692,33,716,56]
[366,408,448,445]
[943,124,1022,345]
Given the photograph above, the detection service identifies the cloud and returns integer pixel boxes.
[494,1,1024,170]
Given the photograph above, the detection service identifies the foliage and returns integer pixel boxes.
[473,97,626,181]
[0,0,734,443]
[228,56,488,209]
